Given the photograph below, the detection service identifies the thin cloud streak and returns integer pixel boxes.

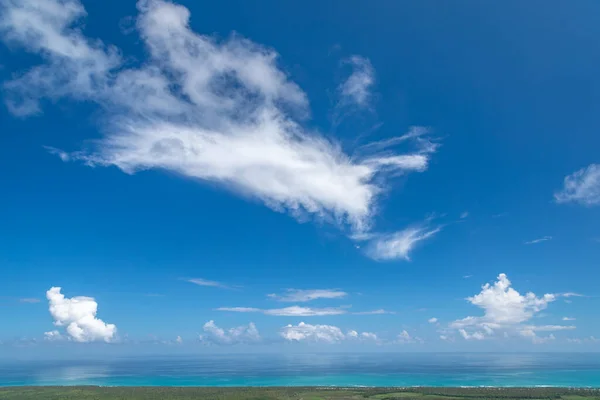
[524,236,552,245]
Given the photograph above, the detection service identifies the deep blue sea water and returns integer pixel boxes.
[1,353,599,387]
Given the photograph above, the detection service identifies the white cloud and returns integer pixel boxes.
[523,325,576,332]
[519,329,556,344]
[459,329,485,341]
[0,0,437,234]
[281,323,382,344]
[19,298,40,303]
[561,292,585,298]
[43,330,64,341]
[563,317,576,321]
[175,335,183,344]
[217,305,347,316]
[449,274,572,342]
[46,287,117,343]
[352,309,395,315]
[199,320,260,345]
[555,164,600,206]
[339,56,374,108]
[366,223,442,261]
[567,336,599,344]
[428,317,438,324]
[395,330,423,344]
[187,278,230,289]
[280,322,345,343]
[524,236,552,245]
[267,289,347,302]
[360,332,378,341]
[460,212,469,219]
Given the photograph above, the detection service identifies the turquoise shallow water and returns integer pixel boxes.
[1,353,600,387]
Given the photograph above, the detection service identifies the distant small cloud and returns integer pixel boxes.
[352,309,395,315]
[560,292,586,298]
[524,236,552,245]
[175,336,183,344]
[463,275,473,279]
[460,212,469,219]
[267,289,347,302]
[217,305,347,317]
[492,212,509,218]
[562,317,576,321]
[338,56,375,109]
[366,222,442,261]
[19,298,40,303]
[554,164,600,206]
[395,330,424,344]
[199,320,260,345]
[428,317,438,324]
[187,278,232,289]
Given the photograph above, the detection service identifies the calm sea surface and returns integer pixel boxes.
[1,353,599,387]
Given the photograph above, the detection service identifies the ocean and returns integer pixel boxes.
[1,353,599,387]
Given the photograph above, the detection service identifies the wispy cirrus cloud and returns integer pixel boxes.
[217,305,347,317]
[365,222,442,261]
[19,298,41,303]
[338,56,375,109]
[0,0,438,236]
[352,309,395,315]
[186,278,231,289]
[267,289,347,302]
[554,164,600,206]
[524,236,552,245]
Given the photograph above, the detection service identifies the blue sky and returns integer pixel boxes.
[1,0,600,356]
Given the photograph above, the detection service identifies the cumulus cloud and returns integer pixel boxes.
[216,305,347,316]
[554,164,600,206]
[519,329,556,344]
[360,332,379,341]
[365,223,442,261]
[281,322,345,343]
[459,329,485,341]
[46,287,117,343]
[43,330,64,341]
[175,335,183,344]
[199,320,260,345]
[449,274,573,343]
[280,323,383,344]
[428,317,438,324]
[524,236,552,245]
[395,330,423,344]
[0,0,437,235]
[267,289,347,302]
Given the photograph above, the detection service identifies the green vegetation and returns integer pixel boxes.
[0,387,599,400]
